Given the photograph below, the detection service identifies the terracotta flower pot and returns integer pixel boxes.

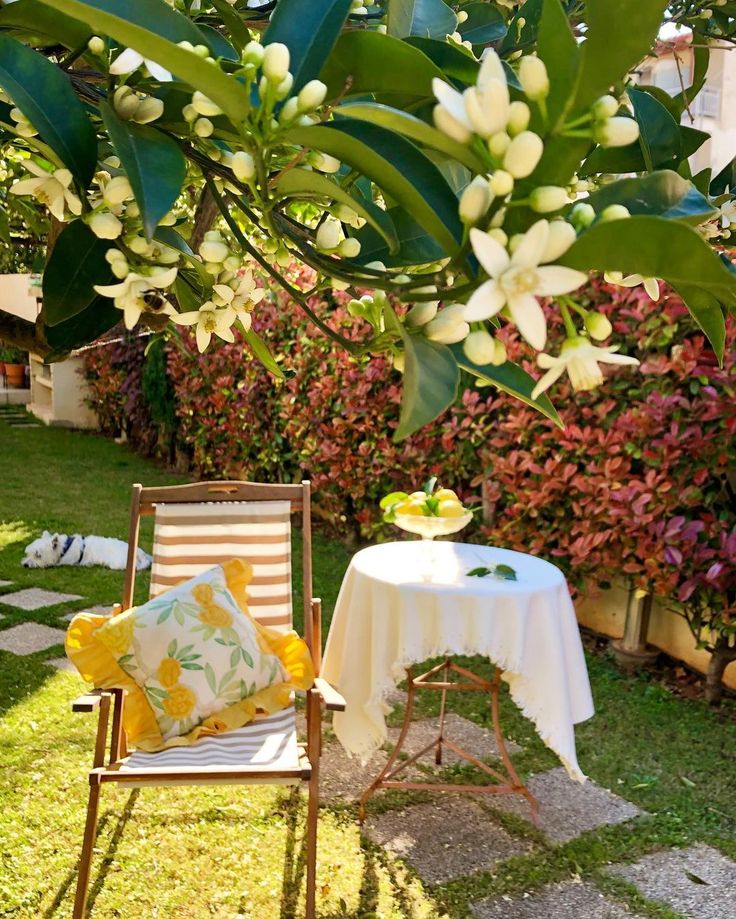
[4,362,26,387]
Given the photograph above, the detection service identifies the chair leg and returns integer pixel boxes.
[73,784,101,919]
[305,692,321,919]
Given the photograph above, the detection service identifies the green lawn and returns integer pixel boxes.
[0,415,734,918]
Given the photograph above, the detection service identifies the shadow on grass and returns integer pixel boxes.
[0,652,55,717]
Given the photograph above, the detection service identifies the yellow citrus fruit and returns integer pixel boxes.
[437,499,466,518]
[398,502,427,516]
[409,491,428,501]
[435,488,459,501]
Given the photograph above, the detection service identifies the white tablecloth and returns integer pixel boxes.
[321,541,594,781]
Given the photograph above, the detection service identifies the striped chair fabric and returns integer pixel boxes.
[119,708,301,784]
[149,500,293,632]
[118,499,300,778]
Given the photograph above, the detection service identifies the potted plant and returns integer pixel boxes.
[0,344,28,388]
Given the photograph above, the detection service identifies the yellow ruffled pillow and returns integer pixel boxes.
[65,559,314,751]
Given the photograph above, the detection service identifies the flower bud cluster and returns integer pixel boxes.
[589,95,640,148]
[113,86,164,125]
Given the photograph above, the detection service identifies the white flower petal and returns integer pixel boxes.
[507,293,547,350]
[94,280,130,297]
[122,300,143,330]
[463,279,506,321]
[10,178,44,196]
[534,265,588,296]
[537,351,563,369]
[145,58,172,82]
[477,49,506,89]
[432,78,472,129]
[531,363,566,400]
[147,266,178,288]
[510,219,548,269]
[172,311,201,327]
[196,325,212,353]
[469,227,510,278]
[109,47,144,75]
[596,350,640,367]
[644,277,660,300]
[216,325,236,343]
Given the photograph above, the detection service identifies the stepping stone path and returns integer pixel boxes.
[0,587,82,610]
[0,580,13,588]
[46,656,79,674]
[472,881,644,918]
[365,797,531,885]
[609,843,736,919]
[0,622,67,655]
[487,767,643,843]
[390,713,521,766]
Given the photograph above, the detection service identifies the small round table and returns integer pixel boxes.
[321,540,594,819]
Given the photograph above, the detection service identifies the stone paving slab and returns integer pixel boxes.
[46,656,79,674]
[472,881,644,919]
[488,767,642,843]
[0,622,68,654]
[365,798,530,885]
[0,580,13,588]
[62,604,114,621]
[319,740,422,802]
[389,713,521,767]
[609,844,736,919]
[0,587,83,611]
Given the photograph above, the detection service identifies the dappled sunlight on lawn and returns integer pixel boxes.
[0,520,33,552]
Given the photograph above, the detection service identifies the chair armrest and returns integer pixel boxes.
[71,689,108,712]
[313,677,346,712]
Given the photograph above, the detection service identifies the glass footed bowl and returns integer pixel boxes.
[393,511,473,540]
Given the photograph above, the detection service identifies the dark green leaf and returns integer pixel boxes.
[42,221,114,326]
[275,166,399,252]
[0,0,92,48]
[101,101,186,238]
[584,171,715,225]
[394,333,459,441]
[672,284,726,364]
[354,206,446,266]
[36,0,251,124]
[405,36,487,87]
[537,0,579,128]
[387,0,457,40]
[457,2,507,44]
[243,328,285,380]
[558,216,736,310]
[711,155,736,195]
[196,23,237,61]
[494,564,517,580]
[629,87,682,171]
[208,0,251,54]
[321,30,444,100]
[0,33,96,186]
[336,101,486,173]
[680,125,709,159]
[500,0,543,53]
[263,0,352,93]
[285,119,464,257]
[452,345,562,426]
[154,225,194,258]
[574,0,668,112]
[42,295,120,353]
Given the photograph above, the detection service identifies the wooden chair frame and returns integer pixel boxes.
[70,480,345,919]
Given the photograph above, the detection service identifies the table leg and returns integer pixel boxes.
[358,660,538,824]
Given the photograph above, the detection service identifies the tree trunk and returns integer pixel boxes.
[704,639,736,705]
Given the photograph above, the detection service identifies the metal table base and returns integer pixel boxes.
[358,658,539,823]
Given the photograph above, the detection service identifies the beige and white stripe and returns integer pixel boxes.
[150,500,293,632]
[120,707,300,778]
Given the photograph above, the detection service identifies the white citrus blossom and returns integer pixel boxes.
[465,220,588,350]
[604,271,660,301]
[10,107,38,138]
[212,271,265,325]
[173,301,237,352]
[88,211,124,240]
[110,47,172,81]
[10,161,82,222]
[424,304,470,344]
[94,266,178,330]
[463,328,499,365]
[531,336,640,399]
[432,50,509,141]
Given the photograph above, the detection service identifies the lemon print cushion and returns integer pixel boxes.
[65,559,314,751]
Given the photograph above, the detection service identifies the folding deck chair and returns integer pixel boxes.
[70,480,345,918]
